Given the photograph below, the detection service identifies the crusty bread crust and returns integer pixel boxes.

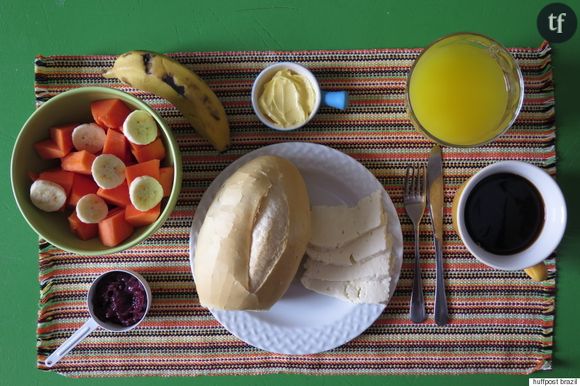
[194,155,311,310]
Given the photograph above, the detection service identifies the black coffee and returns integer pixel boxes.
[464,173,544,255]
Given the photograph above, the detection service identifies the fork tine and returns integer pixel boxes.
[421,165,427,197]
[414,166,423,197]
[415,165,421,196]
[404,166,411,197]
[415,166,423,197]
[410,166,416,196]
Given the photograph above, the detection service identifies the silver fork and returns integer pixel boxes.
[404,165,427,323]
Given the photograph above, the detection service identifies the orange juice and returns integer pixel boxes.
[409,40,509,146]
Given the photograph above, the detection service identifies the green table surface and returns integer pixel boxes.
[2,0,579,384]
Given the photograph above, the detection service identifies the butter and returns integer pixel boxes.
[258,69,316,128]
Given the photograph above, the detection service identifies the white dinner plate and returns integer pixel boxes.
[189,142,403,354]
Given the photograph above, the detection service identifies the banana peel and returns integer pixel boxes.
[104,50,230,151]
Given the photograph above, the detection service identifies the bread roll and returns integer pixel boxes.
[194,155,311,310]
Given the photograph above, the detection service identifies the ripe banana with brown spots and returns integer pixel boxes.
[104,50,230,151]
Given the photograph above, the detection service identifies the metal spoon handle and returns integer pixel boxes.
[434,237,448,326]
[45,318,99,367]
[410,227,426,323]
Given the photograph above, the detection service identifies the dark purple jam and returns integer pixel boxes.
[92,272,147,327]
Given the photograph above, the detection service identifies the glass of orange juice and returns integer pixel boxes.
[406,33,524,147]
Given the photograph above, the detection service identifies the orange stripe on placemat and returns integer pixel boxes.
[39,266,192,281]
[37,353,548,363]
[371,318,552,327]
[35,42,556,377]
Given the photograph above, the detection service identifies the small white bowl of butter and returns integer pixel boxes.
[251,62,348,131]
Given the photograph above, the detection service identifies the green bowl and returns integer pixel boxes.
[11,87,182,256]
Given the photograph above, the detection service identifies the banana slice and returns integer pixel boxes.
[129,176,163,211]
[30,179,67,212]
[72,123,107,153]
[76,193,108,224]
[123,110,158,145]
[91,154,126,189]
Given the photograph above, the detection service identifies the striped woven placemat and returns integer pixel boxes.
[35,42,556,377]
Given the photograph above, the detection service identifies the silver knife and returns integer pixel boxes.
[427,145,448,326]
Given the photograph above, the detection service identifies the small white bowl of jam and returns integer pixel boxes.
[251,62,348,131]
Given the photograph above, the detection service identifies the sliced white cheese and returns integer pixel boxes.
[303,251,390,281]
[345,278,391,304]
[309,190,385,249]
[301,276,391,304]
[306,225,392,266]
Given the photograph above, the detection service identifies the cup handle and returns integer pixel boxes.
[524,262,548,282]
[44,318,99,367]
[321,91,348,110]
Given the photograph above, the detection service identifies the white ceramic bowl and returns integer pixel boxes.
[251,62,322,131]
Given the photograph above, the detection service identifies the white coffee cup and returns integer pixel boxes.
[452,161,566,280]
